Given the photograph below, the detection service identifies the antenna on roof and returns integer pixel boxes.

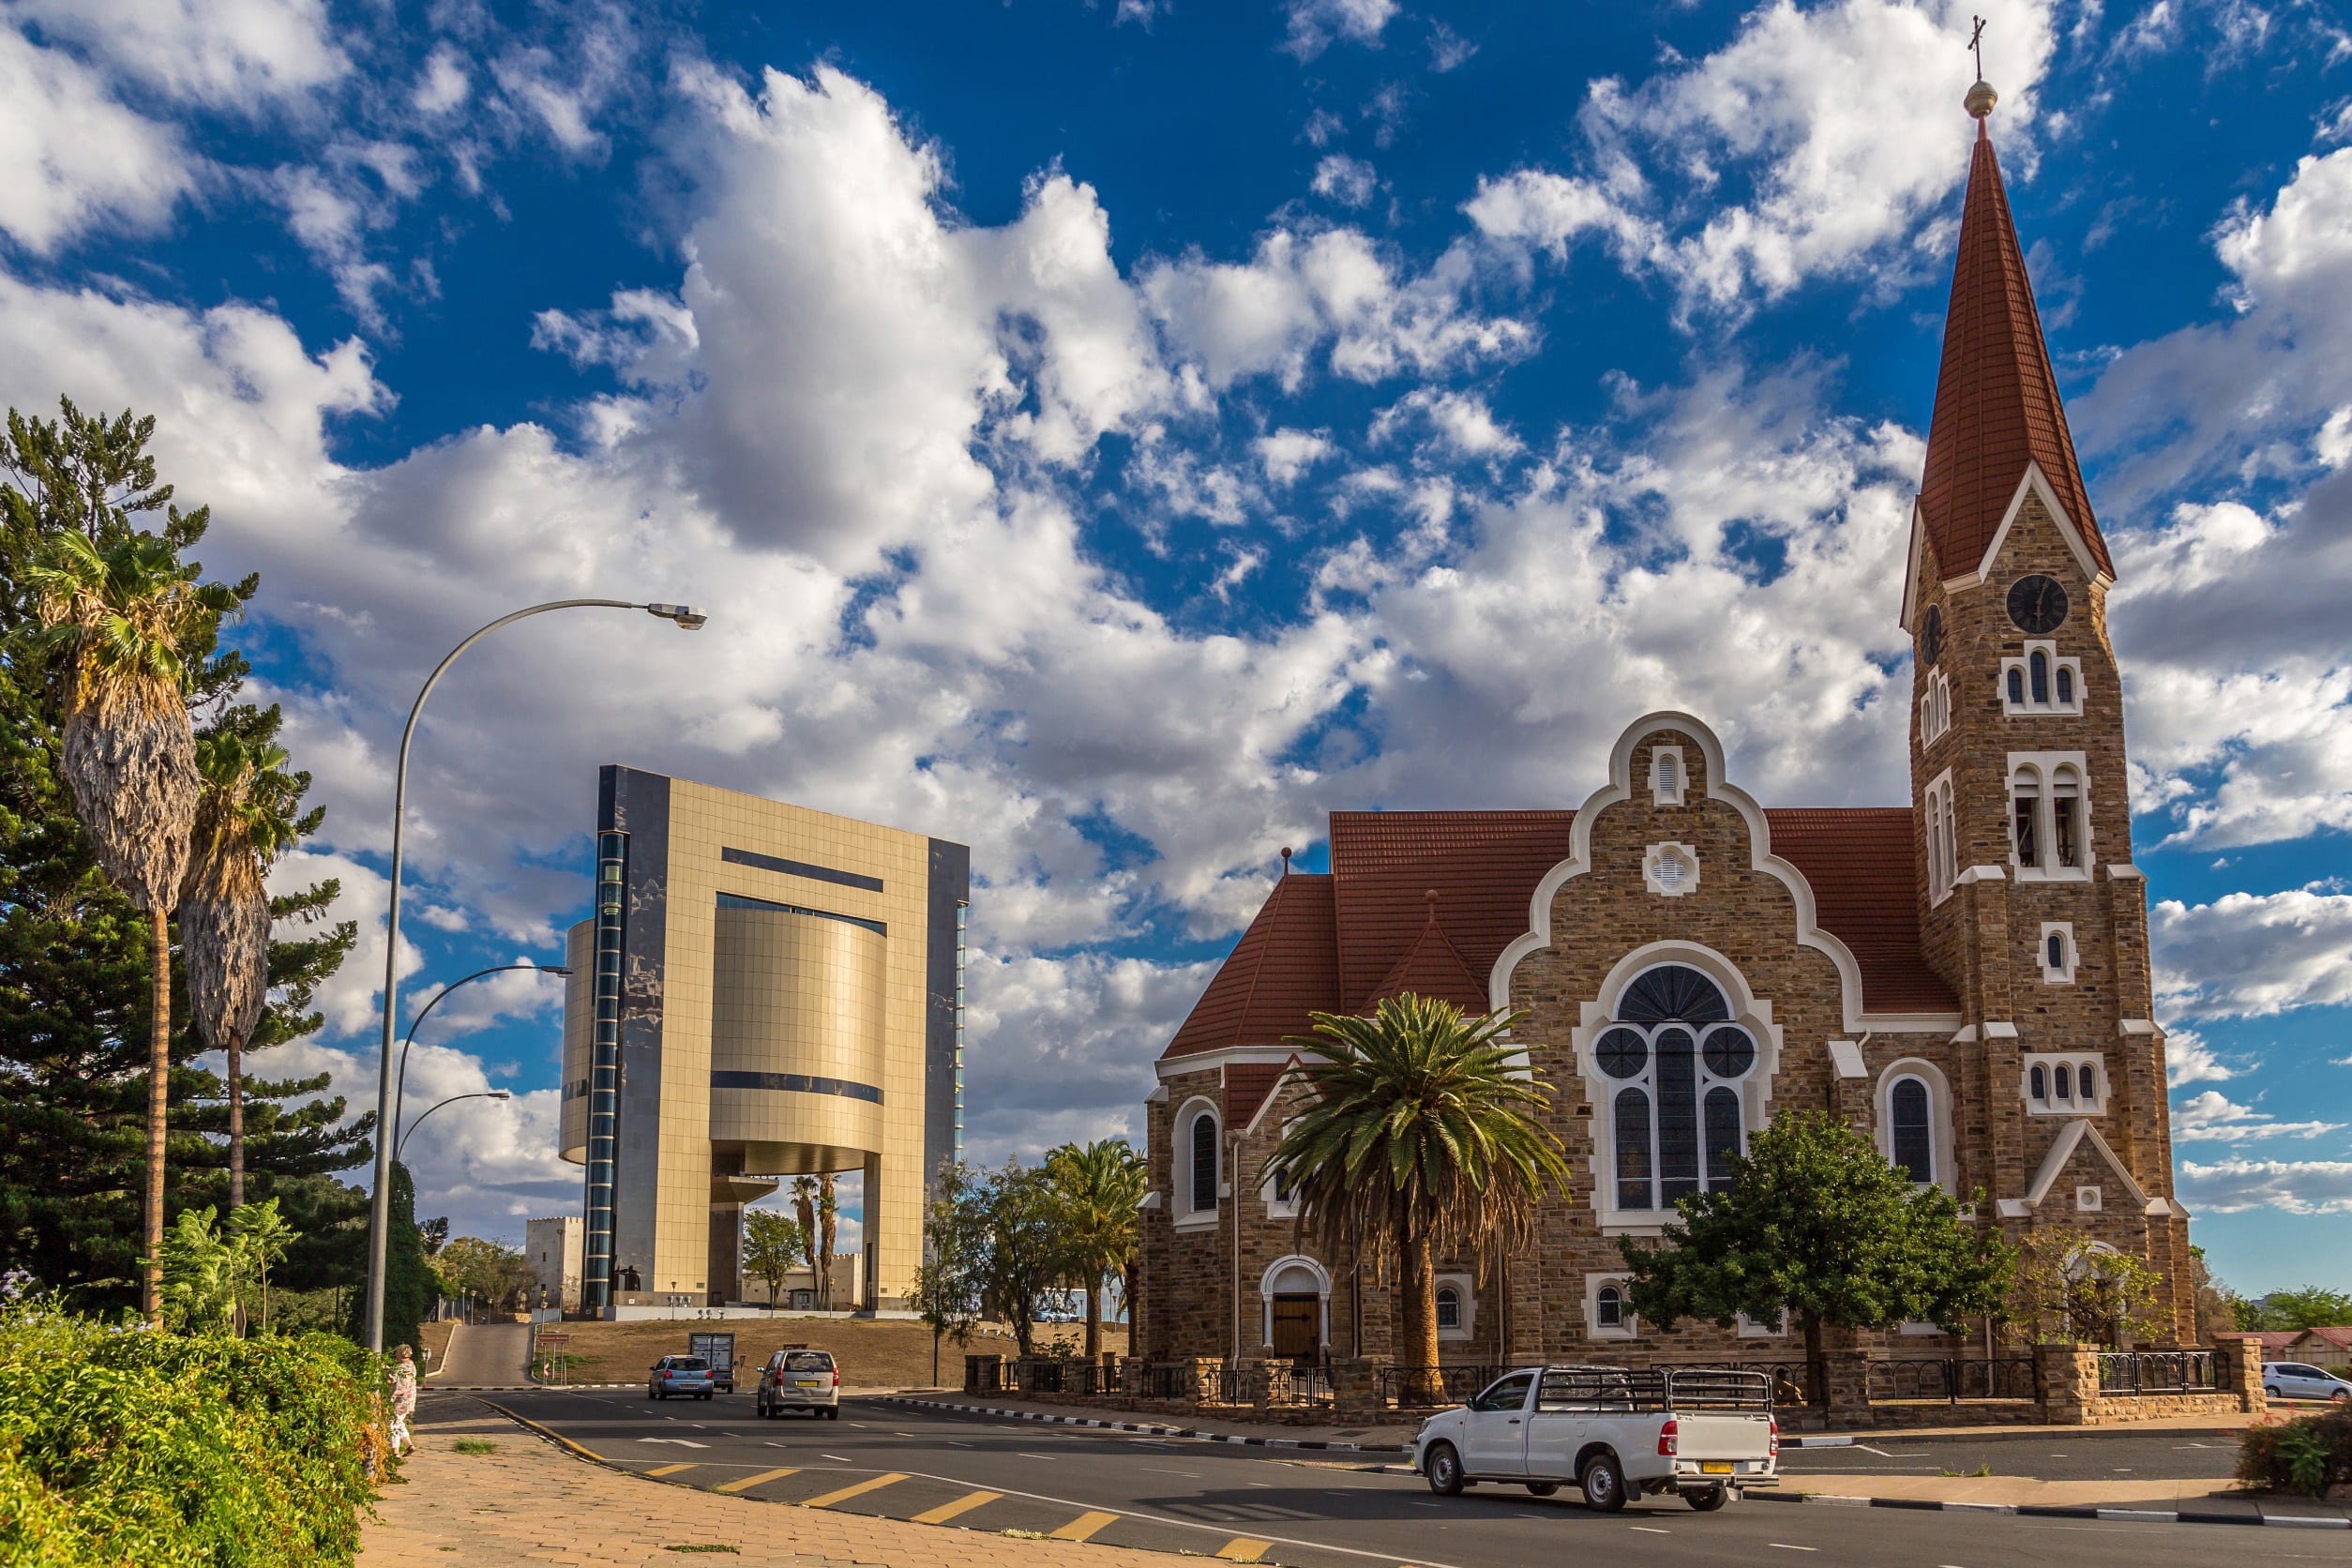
[1279,846,1292,877]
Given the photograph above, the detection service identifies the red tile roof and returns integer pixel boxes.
[1162,806,1956,1063]
[2246,1331,2303,1353]
[1362,892,1489,1012]
[1917,122,2112,580]
[1222,1058,1299,1131]
[2296,1326,2352,1349]
[1163,873,1338,1060]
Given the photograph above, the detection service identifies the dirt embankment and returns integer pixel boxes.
[545,1318,1128,1389]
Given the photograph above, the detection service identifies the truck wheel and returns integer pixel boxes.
[1526,1483,1560,1497]
[1685,1486,1728,1513]
[1579,1453,1627,1514]
[1425,1442,1465,1497]
[826,1407,840,1420]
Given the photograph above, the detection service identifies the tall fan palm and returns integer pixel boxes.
[1269,994,1574,1404]
[790,1176,820,1303]
[27,530,236,1319]
[181,732,300,1208]
[818,1173,839,1311]
[1045,1138,1145,1362]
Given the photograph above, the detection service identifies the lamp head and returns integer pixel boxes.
[541,965,574,976]
[490,1090,513,1101]
[645,602,709,630]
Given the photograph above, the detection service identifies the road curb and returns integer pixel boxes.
[881,1395,1415,1456]
[1752,1489,2347,1529]
[467,1396,628,1474]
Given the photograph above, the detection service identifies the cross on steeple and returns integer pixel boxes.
[1968,15,1987,81]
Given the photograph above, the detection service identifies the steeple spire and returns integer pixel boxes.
[1916,78,2112,580]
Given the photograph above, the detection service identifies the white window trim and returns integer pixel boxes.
[1649,745,1687,806]
[2039,923,2077,985]
[2075,1185,2103,1213]
[1585,1273,1636,1340]
[1642,841,1700,897]
[2005,751,2093,882]
[1920,669,1952,748]
[1874,1059,1955,1195]
[2000,640,2085,716]
[1923,769,1958,905]
[2021,1052,2109,1116]
[1261,1118,1300,1220]
[1736,1310,1788,1339]
[1173,1096,1221,1231]
[1434,1272,1475,1341]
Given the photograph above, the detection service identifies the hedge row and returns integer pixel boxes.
[2238,1403,2352,1500]
[0,1296,391,1566]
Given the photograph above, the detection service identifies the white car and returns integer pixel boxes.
[1412,1365,1779,1513]
[2263,1361,2352,1402]
[757,1348,841,1419]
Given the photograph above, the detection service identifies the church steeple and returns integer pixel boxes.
[1915,83,2112,581]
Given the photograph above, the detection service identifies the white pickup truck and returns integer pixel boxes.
[1411,1365,1779,1513]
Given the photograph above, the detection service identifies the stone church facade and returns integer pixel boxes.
[1136,94,2195,1373]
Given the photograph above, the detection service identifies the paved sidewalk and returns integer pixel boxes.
[428,1320,531,1388]
[361,1397,1201,1566]
[1752,1470,2349,1520]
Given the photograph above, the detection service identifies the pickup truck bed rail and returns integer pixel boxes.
[1534,1364,1772,1413]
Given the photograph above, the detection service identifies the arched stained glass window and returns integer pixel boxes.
[1615,1088,1652,1210]
[1597,1028,1649,1079]
[1703,1027,1756,1078]
[2079,1062,2097,1101]
[2056,1063,2073,1101]
[1617,965,1731,1025]
[2047,932,2065,970]
[2009,668,2026,705]
[1656,1028,1699,1203]
[1189,1111,1218,1213]
[2056,666,2074,706]
[1596,1286,1623,1329]
[1704,1088,1742,1193]
[1891,1077,1933,1184]
[2029,650,2050,704]
[1435,1286,1460,1331]
[2029,1063,2047,1101]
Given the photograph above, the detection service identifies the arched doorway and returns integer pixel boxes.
[1260,1256,1330,1362]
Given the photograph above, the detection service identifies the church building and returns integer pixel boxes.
[1137,81,2195,1371]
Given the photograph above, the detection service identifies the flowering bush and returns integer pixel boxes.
[2238,1405,2352,1499]
[0,1280,392,1564]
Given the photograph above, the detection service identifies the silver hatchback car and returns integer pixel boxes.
[649,1355,716,1400]
[2263,1362,2352,1402]
[757,1349,840,1419]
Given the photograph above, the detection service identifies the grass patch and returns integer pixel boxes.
[452,1439,500,1455]
[1938,1463,1992,1477]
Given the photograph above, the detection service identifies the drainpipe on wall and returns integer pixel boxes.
[1229,1128,1244,1368]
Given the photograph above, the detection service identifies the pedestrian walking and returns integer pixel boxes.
[389,1343,418,1455]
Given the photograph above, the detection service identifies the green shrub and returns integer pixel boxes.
[0,1285,391,1565]
[2237,1405,2352,1499]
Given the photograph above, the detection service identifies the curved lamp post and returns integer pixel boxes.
[364,598,709,1353]
[397,1089,513,1164]
[392,963,570,1156]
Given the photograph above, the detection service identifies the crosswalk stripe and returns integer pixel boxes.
[911,1489,1001,1525]
[1214,1541,1272,1562]
[1047,1511,1122,1542]
[644,1463,697,1477]
[801,1472,907,1509]
[713,1467,799,1493]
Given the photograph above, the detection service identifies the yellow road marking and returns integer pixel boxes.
[1214,1541,1272,1562]
[713,1467,799,1493]
[801,1472,907,1509]
[912,1489,1002,1525]
[1047,1511,1122,1542]
[645,1463,697,1477]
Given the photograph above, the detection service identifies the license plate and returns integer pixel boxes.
[1700,1462,1733,1475]
[796,1380,823,1388]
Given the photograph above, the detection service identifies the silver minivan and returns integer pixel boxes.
[758,1348,840,1419]
[2263,1361,2352,1402]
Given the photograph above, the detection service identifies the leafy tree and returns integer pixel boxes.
[27,528,238,1319]
[2245,1287,2352,1334]
[908,1162,986,1386]
[742,1209,804,1308]
[435,1236,533,1311]
[233,1197,294,1334]
[159,1206,242,1333]
[1271,994,1573,1403]
[2008,1226,2164,1349]
[180,732,306,1207]
[2188,1245,2242,1345]
[1044,1138,1144,1362]
[0,401,363,1315]
[1618,1110,2015,1401]
[976,1160,1063,1357]
[343,1163,431,1355]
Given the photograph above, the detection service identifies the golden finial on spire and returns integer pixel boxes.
[1965,15,1997,119]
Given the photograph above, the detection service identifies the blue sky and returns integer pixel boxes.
[2,0,2347,1296]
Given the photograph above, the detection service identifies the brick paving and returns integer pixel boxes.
[361,1398,1200,1567]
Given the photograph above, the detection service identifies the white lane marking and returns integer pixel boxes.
[1143,1468,1203,1478]
[1769,1545,1818,1554]
[636,1439,708,1448]
[821,1454,852,1463]
[1631,1526,1670,1534]
[946,1441,974,1448]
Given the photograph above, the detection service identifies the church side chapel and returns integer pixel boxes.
[1137,77,2194,1377]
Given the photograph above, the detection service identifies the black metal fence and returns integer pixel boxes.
[964,1355,1003,1395]
[2098,1350,2216,1395]
[1864,1356,2039,1404]
[1379,1364,1504,1408]
[1138,1363,1190,1399]
[1274,1360,1337,1407]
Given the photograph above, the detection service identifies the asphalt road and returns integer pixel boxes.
[1782,1431,2243,1484]
[470,1389,2340,1568]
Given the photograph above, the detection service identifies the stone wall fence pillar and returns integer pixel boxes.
[963,1352,1003,1395]
[2033,1341,2095,1425]
[2213,1335,2269,1415]
[1333,1356,1391,1424]
[1820,1349,1873,1429]
[1185,1355,1223,1405]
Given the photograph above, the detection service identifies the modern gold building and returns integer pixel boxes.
[559,766,969,1315]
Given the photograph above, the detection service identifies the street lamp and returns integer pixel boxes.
[392,963,570,1156]
[364,598,709,1353]
[396,1090,514,1164]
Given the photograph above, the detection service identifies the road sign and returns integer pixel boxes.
[538,1333,570,1346]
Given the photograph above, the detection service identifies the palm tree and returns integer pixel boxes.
[1270,993,1574,1405]
[28,530,236,1320]
[1045,1138,1145,1363]
[181,732,300,1208]
[818,1174,839,1311]
[790,1176,820,1305]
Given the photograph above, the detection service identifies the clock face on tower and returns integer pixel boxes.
[2007,574,2070,635]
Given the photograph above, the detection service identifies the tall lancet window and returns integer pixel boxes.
[1595,965,1760,1213]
